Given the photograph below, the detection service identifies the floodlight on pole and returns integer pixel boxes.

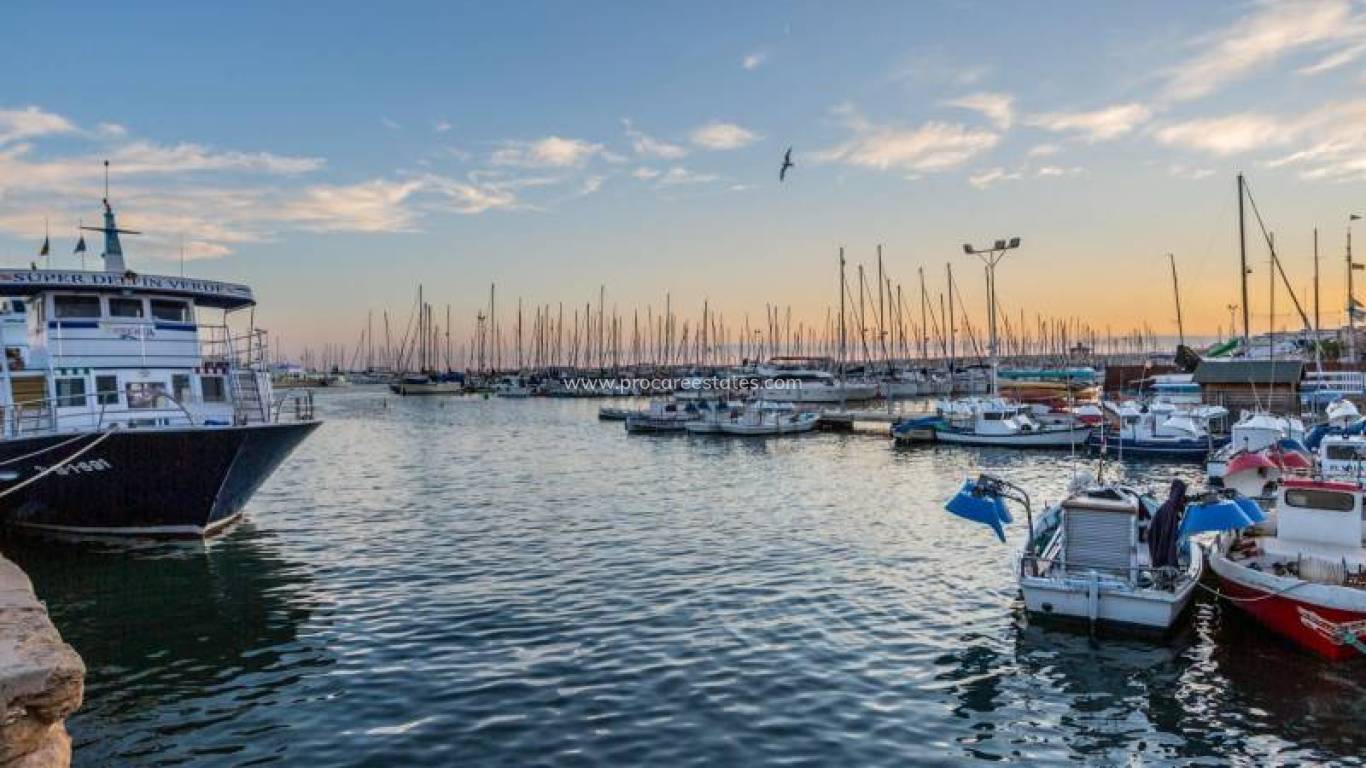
[961,237,1021,394]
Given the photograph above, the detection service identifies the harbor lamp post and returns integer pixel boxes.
[1349,214,1362,362]
[962,237,1021,394]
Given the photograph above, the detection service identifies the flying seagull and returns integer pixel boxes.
[779,147,794,182]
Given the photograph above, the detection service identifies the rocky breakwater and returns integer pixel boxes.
[0,555,82,767]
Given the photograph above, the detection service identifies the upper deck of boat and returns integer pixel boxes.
[0,268,254,310]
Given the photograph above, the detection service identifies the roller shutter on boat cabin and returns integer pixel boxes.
[1062,497,1135,574]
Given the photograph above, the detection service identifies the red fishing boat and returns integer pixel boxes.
[1208,478,1366,661]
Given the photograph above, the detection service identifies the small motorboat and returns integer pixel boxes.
[1089,400,1227,459]
[1207,410,1306,479]
[624,399,697,433]
[716,402,819,436]
[1208,478,1366,660]
[597,405,636,421]
[684,400,743,434]
[495,374,532,398]
[932,397,1091,448]
[946,473,1205,633]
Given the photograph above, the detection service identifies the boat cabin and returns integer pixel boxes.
[1269,480,1365,564]
[0,202,273,437]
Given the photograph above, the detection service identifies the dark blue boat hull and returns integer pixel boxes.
[1087,433,1224,459]
[0,421,320,537]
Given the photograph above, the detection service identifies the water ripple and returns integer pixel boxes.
[3,391,1363,766]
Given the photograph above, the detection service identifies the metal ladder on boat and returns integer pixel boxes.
[228,370,268,425]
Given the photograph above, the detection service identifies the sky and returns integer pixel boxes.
[3,0,1366,359]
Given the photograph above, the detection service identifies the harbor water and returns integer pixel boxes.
[4,390,1364,766]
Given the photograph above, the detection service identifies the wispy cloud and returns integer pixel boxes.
[281,179,427,232]
[945,92,1014,130]
[968,167,1021,189]
[1152,112,1290,156]
[657,166,718,186]
[1152,99,1366,181]
[1026,103,1151,142]
[0,104,529,260]
[814,104,999,174]
[631,167,661,180]
[742,51,767,70]
[1168,163,1215,180]
[690,121,761,150]
[380,116,401,130]
[490,136,605,168]
[434,120,453,133]
[622,119,688,159]
[1165,0,1366,101]
[1026,143,1061,158]
[0,106,75,146]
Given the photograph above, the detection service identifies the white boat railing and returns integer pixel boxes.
[1020,552,1187,589]
[0,386,314,439]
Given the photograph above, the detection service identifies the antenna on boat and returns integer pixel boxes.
[81,160,141,274]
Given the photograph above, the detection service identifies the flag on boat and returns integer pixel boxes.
[38,236,48,257]
[1352,297,1366,322]
[73,234,86,254]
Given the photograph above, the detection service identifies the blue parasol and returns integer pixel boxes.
[1180,498,1254,537]
[945,479,1009,542]
[1231,494,1267,524]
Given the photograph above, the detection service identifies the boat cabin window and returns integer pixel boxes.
[1325,444,1366,461]
[150,300,190,322]
[983,411,1008,421]
[53,295,101,319]
[172,374,191,404]
[109,298,144,318]
[54,377,86,408]
[94,375,118,405]
[1283,488,1355,512]
[125,382,168,409]
[7,300,23,313]
[201,375,226,403]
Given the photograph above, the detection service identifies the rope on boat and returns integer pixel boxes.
[0,431,100,467]
[0,429,116,501]
[1194,578,1308,603]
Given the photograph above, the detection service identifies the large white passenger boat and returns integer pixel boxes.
[0,196,319,537]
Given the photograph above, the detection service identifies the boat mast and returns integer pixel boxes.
[1349,215,1359,363]
[919,266,928,360]
[1237,173,1250,348]
[838,248,846,374]
[877,245,888,370]
[1314,228,1320,339]
[947,263,956,374]
[1169,253,1185,347]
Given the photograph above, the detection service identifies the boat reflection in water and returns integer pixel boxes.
[0,525,332,766]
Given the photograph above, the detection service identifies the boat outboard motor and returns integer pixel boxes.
[1147,479,1188,571]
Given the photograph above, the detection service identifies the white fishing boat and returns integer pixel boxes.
[624,399,697,433]
[1208,478,1366,660]
[683,399,744,434]
[1207,410,1307,479]
[495,374,532,398]
[390,372,463,395]
[946,474,1204,633]
[756,357,876,403]
[717,403,819,436]
[1089,400,1227,459]
[933,397,1091,448]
